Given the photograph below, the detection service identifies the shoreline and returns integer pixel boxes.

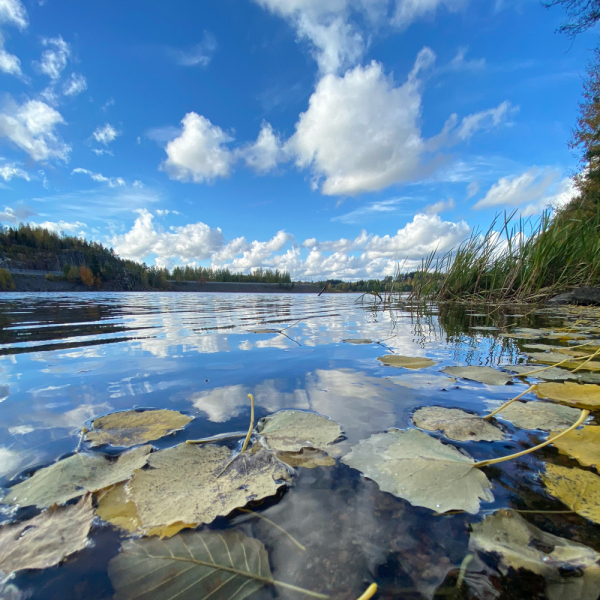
[4,274,323,294]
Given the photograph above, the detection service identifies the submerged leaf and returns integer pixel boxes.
[108,530,274,600]
[413,407,505,442]
[386,373,456,389]
[0,496,94,575]
[276,448,336,468]
[469,510,600,600]
[85,409,192,447]
[377,355,437,369]
[95,483,193,538]
[442,366,513,386]
[542,464,600,525]
[497,401,582,431]
[343,338,373,344]
[2,445,151,508]
[547,426,600,467]
[129,443,290,530]
[341,429,493,514]
[256,410,342,452]
[536,382,600,409]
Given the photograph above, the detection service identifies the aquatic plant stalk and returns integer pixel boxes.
[356,583,378,600]
[241,393,255,453]
[483,385,536,420]
[474,409,589,468]
[571,347,600,373]
[516,352,598,377]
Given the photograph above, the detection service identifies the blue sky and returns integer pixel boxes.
[0,0,594,279]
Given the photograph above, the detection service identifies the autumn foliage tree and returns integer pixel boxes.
[79,266,95,287]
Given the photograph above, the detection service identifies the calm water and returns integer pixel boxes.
[0,293,597,600]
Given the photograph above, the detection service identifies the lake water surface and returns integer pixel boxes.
[0,293,598,600]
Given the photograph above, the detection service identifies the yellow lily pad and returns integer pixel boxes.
[377,355,437,369]
[85,409,193,447]
[542,464,600,525]
[547,426,600,467]
[536,382,600,409]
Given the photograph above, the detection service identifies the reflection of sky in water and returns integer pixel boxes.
[0,292,591,600]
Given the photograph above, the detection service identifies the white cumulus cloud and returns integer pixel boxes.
[0,161,28,181]
[161,112,234,183]
[36,36,70,80]
[0,98,70,161]
[62,73,87,96]
[37,220,86,233]
[72,167,125,187]
[239,122,284,173]
[93,123,120,145]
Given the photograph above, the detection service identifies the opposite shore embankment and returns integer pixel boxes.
[6,273,323,293]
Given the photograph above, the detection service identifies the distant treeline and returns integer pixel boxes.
[316,273,419,293]
[169,266,292,284]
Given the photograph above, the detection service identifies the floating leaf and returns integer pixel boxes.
[547,426,600,467]
[536,382,600,409]
[499,328,547,339]
[276,448,336,468]
[129,443,290,530]
[522,343,563,352]
[469,326,499,331]
[0,496,94,575]
[85,409,192,447]
[412,407,505,442]
[442,366,513,386]
[343,338,373,344]
[527,352,600,371]
[377,355,437,369]
[95,483,193,538]
[542,464,600,525]
[250,328,279,334]
[469,510,600,600]
[506,365,579,381]
[108,530,275,600]
[2,445,151,508]
[256,410,342,452]
[341,429,493,513]
[386,373,456,389]
[497,401,583,431]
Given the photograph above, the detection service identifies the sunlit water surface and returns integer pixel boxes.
[0,293,597,600]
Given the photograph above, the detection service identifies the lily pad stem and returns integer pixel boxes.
[483,385,536,420]
[474,409,589,468]
[516,352,597,378]
[241,393,255,453]
[356,583,378,600]
[571,348,600,373]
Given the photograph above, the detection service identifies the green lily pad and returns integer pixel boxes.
[470,510,600,600]
[1,445,152,508]
[413,407,505,442]
[256,410,342,452]
[377,355,437,370]
[341,429,493,513]
[442,366,513,386]
[85,409,193,447]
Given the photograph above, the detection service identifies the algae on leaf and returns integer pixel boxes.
[129,443,290,530]
[109,530,275,600]
[0,496,94,575]
[2,445,151,508]
[256,410,342,452]
[497,401,583,431]
[377,355,437,369]
[548,425,600,467]
[341,429,493,513]
[535,382,600,409]
[85,408,192,447]
[442,366,513,386]
[412,407,505,442]
[469,510,600,600]
[542,464,600,525]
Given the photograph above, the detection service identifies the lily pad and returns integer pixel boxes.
[95,483,194,538]
[108,530,274,600]
[256,410,342,452]
[547,426,600,467]
[535,382,600,409]
[343,338,373,344]
[497,401,583,431]
[542,464,600,525]
[527,352,600,371]
[129,443,290,530]
[341,429,493,513]
[469,510,600,600]
[2,445,152,508]
[387,373,456,389]
[85,409,193,447]
[469,326,499,331]
[377,355,437,369]
[0,496,94,575]
[442,366,513,386]
[249,328,279,334]
[506,365,579,382]
[412,407,505,442]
